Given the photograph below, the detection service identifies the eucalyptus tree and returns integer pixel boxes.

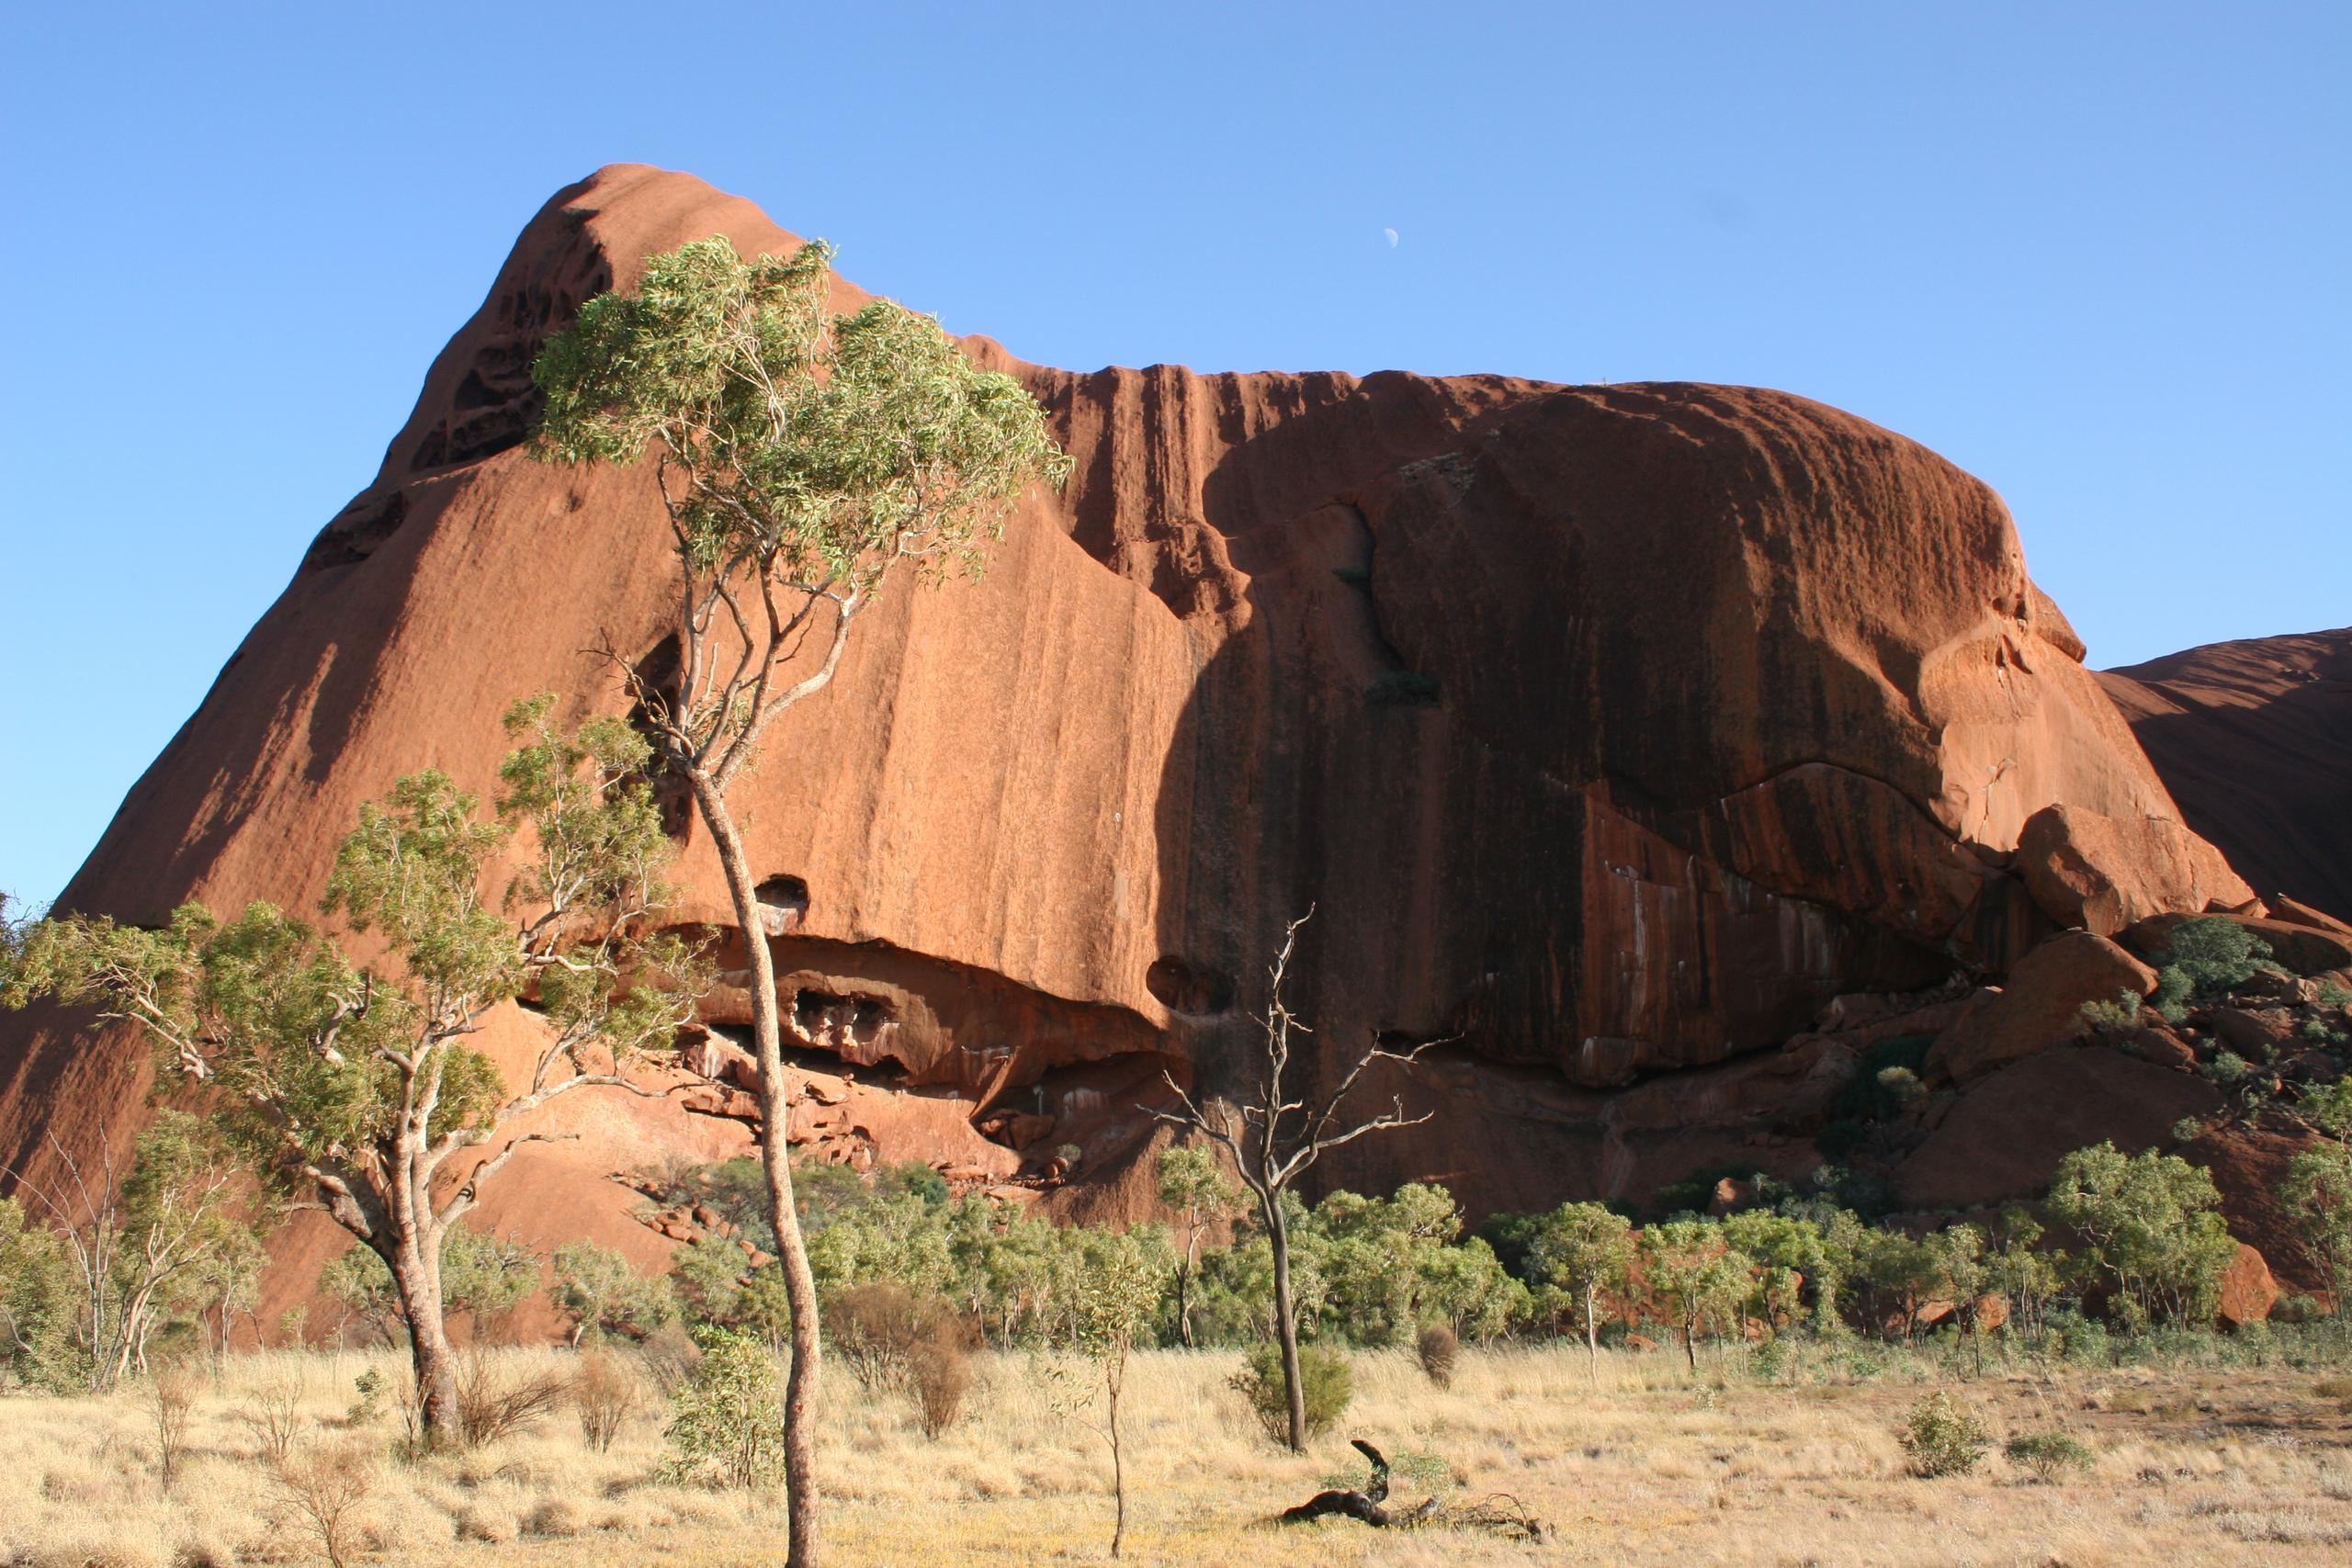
[1151,909,1440,1451]
[1639,1220,1757,1371]
[6,698,699,1441]
[531,234,1069,1562]
[1526,1201,1635,1382]
[1156,1143,1241,1348]
[0,1114,248,1388]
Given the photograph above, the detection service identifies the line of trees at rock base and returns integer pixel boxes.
[7,1093,2351,1399]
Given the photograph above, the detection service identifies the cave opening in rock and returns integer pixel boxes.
[791,987,891,1047]
[1147,955,1237,1016]
[755,874,810,936]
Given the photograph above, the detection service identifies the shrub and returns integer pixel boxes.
[907,1337,973,1439]
[150,1361,198,1488]
[1875,1066,1926,1104]
[268,1438,379,1568]
[1230,1341,1351,1445]
[574,1346,642,1453]
[2006,1430,2094,1481]
[239,1365,306,1463]
[345,1367,387,1426]
[824,1280,975,1436]
[825,1280,940,1393]
[455,1350,568,1447]
[662,1328,784,1488]
[1899,1391,1989,1477]
[2077,992,2143,1032]
[2152,965,2193,1022]
[2159,917,2278,992]
[1416,1323,1461,1387]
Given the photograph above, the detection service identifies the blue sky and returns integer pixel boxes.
[2,2,2345,906]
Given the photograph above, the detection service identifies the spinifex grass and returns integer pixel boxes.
[3,1342,2351,1566]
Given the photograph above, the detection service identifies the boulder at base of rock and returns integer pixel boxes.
[2122,912,2352,978]
[1924,931,2159,1084]
[2014,804,2256,938]
[2216,1243,2279,1329]
[1897,1048,2221,1211]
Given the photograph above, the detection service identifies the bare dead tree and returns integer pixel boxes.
[1150,908,1440,1452]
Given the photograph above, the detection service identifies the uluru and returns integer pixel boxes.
[6,162,2341,1319]
[12,10,2352,1560]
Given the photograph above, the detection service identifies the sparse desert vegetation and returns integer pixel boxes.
[5,1337,2352,1566]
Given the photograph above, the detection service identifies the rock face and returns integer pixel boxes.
[2100,629,2352,924]
[0,165,2266,1301]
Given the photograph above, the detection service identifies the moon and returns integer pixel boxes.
[1383,227,1399,248]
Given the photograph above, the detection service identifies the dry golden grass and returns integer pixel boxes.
[5,1341,2351,1566]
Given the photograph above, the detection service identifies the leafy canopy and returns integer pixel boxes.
[533,234,1069,600]
[5,697,703,1209]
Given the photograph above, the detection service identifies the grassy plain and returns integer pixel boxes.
[4,1341,2351,1567]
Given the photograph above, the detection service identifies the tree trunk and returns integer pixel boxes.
[1176,1227,1199,1349]
[1582,1287,1600,1383]
[388,1234,458,1446]
[1265,1190,1308,1453]
[1107,1366,1126,1558]
[695,775,824,1568]
[1682,1308,1699,1372]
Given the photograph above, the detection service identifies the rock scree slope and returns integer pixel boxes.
[0,165,2267,1308]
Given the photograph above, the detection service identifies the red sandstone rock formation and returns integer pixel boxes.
[0,165,2272,1313]
[2012,803,2254,937]
[2100,629,2352,924]
[1922,931,2158,1084]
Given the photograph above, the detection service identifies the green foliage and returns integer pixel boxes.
[1068,1229,1173,1360]
[1157,1145,1240,1232]
[1525,1201,1635,1345]
[2005,1430,2094,1481]
[1986,1209,2064,1337]
[552,1240,676,1344]
[0,1195,72,1389]
[1641,1219,1758,1365]
[0,891,28,996]
[2154,917,2279,993]
[2047,1142,2239,1328]
[533,234,1071,606]
[7,703,699,1202]
[6,701,701,1437]
[1230,1340,1351,1445]
[1898,1391,1989,1477]
[661,1327,785,1488]
[2318,979,2352,1010]
[321,1226,541,1342]
[2278,1139,2352,1305]
[113,1111,265,1362]
[1647,1162,1768,1219]
[2076,991,2143,1032]
[2205,1050,2254,1087]
[1293,1184,1525,1344]
[2151,964,2194,1022]
[2300,1078,2352,1138]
